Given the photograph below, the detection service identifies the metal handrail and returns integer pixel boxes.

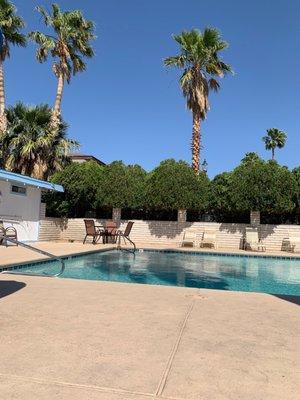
[0,236,65,277]
[117,233,136,253]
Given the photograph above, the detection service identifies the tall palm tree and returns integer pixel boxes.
[164,28,232,173]
[0,0,26,134]
[29,3,95,127]
[5,102,79,179]
[262,128,287,160]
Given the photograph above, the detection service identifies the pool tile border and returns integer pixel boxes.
[140,248,300,260]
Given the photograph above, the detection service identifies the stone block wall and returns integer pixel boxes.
[38,217,299,252]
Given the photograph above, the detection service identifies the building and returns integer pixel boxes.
[0,169,64,242]
[69,154,105,166]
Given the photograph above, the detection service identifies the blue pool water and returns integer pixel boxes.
[7,250,300,295]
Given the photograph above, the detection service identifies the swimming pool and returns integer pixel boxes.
[4,249,300,296]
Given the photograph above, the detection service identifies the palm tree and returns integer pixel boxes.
[29,3,95,127]
[0,0,26,134]
[4,102,79,179]
[164,28,232,173]
[262,128,287,160]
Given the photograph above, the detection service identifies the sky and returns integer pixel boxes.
[7,0,300,177]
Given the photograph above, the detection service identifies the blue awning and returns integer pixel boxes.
[0,169,64,192]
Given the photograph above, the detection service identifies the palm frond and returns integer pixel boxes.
[29,31,55,62]
[70,53,86,74]
[35,5,53,27]
[179,68,192,89]
[0,0,26,59]
[202,27,220,47]
[31,5,95,82]
[209,78,220,92]
[164,55,186,68]
[4,102,80,178]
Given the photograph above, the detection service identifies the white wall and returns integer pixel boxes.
[0,181,41,242]
[39,217,295,252]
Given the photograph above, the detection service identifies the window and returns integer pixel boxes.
[11,185,27,196]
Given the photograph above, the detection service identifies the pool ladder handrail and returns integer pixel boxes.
[117,234,136,254]
[1,236,65,277]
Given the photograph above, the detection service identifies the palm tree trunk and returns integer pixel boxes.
[272,148,275,160]
[51,73,64,128]
[192,112,201,173]
[54,73,64,115]
[0,58,7,134]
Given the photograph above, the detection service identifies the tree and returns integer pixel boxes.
[0,0,26,133]
[241,152,261,164]
[97,161,147,209]
[145,159,209,210]
[4,102,79,179]
[229,156,296,214]
[46,161,104,217]
[262,128,287,160]
[164,28,232,173]
[29,3,95,127]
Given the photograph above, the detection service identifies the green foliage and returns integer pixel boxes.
[46,161,104,217]
[0,0,26,61]
[230,157,296,213]
[145,159,209,210]
[97,161,147,209]
[209,172,233,212]
[45,155,300,222]
[29,3,95,83]
[241,152,261,164]
[2,102,78,179]
[292,167,300,210]
[164,27,232,119]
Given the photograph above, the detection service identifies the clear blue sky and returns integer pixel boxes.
[7,0,300,177]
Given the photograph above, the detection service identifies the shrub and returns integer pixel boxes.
[229,157,296,213]
[145,159,209,210]
[45,161,104,217]
[96,161,147,209]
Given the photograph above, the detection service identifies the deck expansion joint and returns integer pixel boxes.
[0,372,155,398]
[155,298,195,397]
[0,372,188,400]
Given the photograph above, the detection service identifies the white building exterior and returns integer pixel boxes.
[0,170,64,242]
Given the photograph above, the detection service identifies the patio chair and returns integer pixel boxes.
[104,220,118,244]
[117,221,135,251]
[286,231,300,252]
[0,226,5,246]
[0,226,18,246]
[244,227,265,251]
[83,219,103,244]
[200,229,218,249]
[181,230,197,247]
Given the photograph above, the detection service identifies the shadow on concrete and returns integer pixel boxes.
[273,294,300,306]
[0,280,26,299]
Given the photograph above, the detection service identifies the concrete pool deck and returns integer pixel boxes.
[0,242,116,268]
[0,274,299,399]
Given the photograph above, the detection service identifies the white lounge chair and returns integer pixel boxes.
[181,230,197,247]
[286,232,300,252]
[244,227,265,251]
[200,229,218,249]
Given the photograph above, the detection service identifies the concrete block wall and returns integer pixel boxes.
[38,217,300,252]
[38,217,64,242]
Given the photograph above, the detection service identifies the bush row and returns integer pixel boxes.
[45,154,300,223]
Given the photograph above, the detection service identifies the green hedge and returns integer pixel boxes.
[45,155,300,222]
